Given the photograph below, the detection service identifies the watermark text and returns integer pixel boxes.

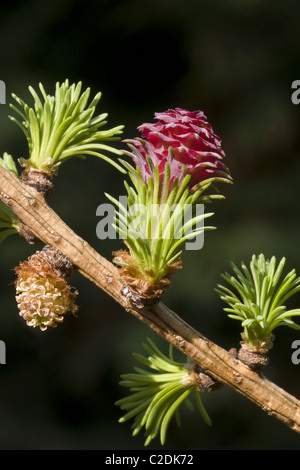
[291,80,300,104]
[0,340,6,364]
[0,80,5,104]
[96,199,206,251]
[291,339,300,365]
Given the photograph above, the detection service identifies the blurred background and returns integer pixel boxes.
[0,0,299,450]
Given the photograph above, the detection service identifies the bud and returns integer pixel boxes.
[15,246,78,331]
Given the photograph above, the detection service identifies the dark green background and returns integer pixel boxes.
[0,0,299,450]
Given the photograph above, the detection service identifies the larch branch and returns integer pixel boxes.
[0,164,299,434]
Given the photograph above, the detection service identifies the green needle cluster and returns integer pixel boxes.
[106,160,215,281]
[116,338,211,446]
[0,153,20,242]
[216,254,300,348]
[9,79,125,173]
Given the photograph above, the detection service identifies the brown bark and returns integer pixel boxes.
[0,164,299,434]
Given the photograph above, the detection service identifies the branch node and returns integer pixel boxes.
[237,342,270,373]
[21,168,54,198]
[188,363,223,392]
[19,222,41,244]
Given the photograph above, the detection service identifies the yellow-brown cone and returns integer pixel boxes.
[15,246,78,331]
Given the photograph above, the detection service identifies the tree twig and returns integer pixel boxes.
[0,164,299,434]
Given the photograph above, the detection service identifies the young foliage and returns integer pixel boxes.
[0,153,20,242]
[116,338,211,446]
[9,79,125,173]
[216,254,300,348]
[106,161,216,282]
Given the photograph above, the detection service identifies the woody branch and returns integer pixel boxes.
[0,163,299,434]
